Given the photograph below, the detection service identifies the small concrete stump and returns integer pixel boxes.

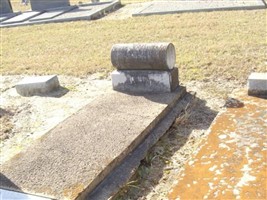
[15,75,60,96]
[111,42,179,93]
[248,73,267,96]
[112,68,179,93]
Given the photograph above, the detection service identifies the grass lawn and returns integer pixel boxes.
[1,8,266,83]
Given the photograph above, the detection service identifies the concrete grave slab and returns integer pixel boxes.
[0,12,20,22]
[133,0,267,16]
[46,5,94,21]
[52,1,121,21]
[15,75,60,96]
[0,0,13,15]
[111,68,179,93]
[30,0,70,11]
[1,87,186,200]
[88,91,193,200]
[1,11,42,24]
[29,6,77,21]
[0,0,121,28]
[248,72,267,96]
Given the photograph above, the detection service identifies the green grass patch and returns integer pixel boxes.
[1,9,266,83]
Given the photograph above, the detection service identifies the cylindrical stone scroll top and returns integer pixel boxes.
[111,43,176,70]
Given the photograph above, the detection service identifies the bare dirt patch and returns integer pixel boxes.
[0,74,111,164]
[0,108,15,141]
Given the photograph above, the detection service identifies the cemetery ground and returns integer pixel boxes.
[0,5,266,200]
[9,0,151,12]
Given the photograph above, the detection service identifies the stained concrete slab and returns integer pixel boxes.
[0,0,13,15]
[29,6,77,21]
[133,0,267,16]
[1,11,42,24]
[15,75,60,96]
[1,87,186,200]
[30,0,70,11]
[0,0,121,27]
[169,89,267,199]
[88,91,192,199]
[248,72,267,96]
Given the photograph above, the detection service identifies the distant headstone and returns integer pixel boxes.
[30,0,70,11]
[15,75,60,96]
[0,0,13,15]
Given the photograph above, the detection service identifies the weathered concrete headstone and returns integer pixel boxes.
[111,43,176,70]
[30,0,70,11]
[111,43,179,93]
[248,72,267,96]
[15,75,60,96]
[112,68,178,93]
[0,0,13,15]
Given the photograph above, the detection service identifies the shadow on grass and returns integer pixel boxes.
[113,93,218,200]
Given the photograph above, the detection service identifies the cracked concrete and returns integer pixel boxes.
[169,89,267,200]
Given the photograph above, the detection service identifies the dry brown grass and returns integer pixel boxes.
[1,8,266,83]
